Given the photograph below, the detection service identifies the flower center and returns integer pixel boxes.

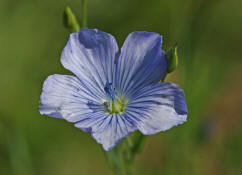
[103,82,126,114]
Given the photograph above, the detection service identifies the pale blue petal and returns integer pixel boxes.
[39,74,103,122]
[126,82,188,135]
[115,31,167,96]
[61,28,119,98]
[75,114,136,151]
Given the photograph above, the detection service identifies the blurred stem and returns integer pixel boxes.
[0,118,35,175]
[8,129,35,175]
[81,0,87,27]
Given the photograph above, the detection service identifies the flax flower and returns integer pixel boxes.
[39,28,188,151]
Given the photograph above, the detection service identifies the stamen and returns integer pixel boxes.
[103,82,126,114]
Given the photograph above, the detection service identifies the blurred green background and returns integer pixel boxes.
[0,0,242,174]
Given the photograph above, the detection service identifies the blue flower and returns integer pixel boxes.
[39,28,188,151]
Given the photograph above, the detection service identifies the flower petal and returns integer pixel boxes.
[115,31,167,96]
[39,74,103,122]
[75,113,136,151]
[61,28,119,98]
[126,82,187,135]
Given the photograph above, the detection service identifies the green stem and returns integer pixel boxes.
[81,0,87,27]
[106,145,127,175]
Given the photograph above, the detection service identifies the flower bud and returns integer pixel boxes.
[63,6,80,33]
[165,44,178,73]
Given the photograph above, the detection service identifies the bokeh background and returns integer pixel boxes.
[0,0,242,174]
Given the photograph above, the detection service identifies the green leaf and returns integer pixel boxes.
[165,43,178,73]
[63,6,80,33]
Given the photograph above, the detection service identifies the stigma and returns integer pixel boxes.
[103,82,126,114]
